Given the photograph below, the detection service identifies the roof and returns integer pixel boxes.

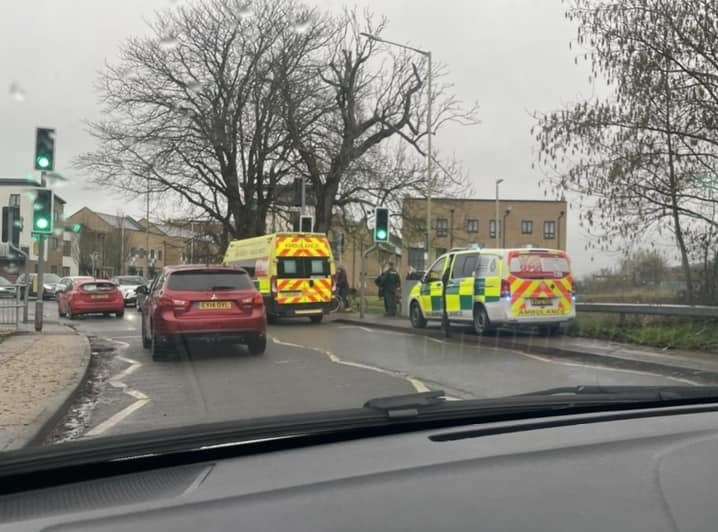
[156,224,194,239]
[0,179,67,204]
[163,264,235,272]
[95,212,144,231]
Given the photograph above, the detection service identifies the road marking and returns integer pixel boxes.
[513,350,701,386]
[271,336,432,394]
[84,340,151,437]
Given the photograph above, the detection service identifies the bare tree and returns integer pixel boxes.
[76,0,325,247]
[280,8,479,233]
[534,0,718,302]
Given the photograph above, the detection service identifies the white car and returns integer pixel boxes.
[111,275,146,306]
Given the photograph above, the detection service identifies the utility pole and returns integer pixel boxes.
[34,234,45,331]
[145,176,150,277]
[120,214,125,276]
[495,178,504,248]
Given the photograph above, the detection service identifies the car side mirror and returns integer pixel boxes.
[136,285,148,295]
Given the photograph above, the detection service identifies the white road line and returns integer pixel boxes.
[512,350,701,386]
[271,336,432,394]
[84,339,151,437]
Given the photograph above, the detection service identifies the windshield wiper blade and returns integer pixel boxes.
[364,390,446,418]
[511,385,718,401]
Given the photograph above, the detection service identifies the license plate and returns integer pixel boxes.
[530,298,554,307]
[91,294,109,299]
[280,291,303,297]
[199,301,232,310]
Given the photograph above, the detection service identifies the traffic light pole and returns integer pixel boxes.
[34,234,45,332]
[359,243,378,319]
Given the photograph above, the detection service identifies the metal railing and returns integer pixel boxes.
[0,284,25,330]
[576,302,718,319]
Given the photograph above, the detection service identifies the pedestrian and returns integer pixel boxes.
[335,265,350,311]
[381,262,401,317]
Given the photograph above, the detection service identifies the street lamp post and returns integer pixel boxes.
[359,32,432,266]
[495,178,504,248]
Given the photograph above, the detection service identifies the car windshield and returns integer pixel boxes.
[115,276,144,286]
[3,0,718,473]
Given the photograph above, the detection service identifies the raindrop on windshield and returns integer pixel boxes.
[237,4,252,19]
[292,19,310,34]
[9,82,26,102]
[159,35,179,51]
[185,80,202,92]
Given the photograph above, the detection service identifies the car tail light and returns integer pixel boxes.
[158,296,190,313]
[501,279,511,299]
[239,292,264,311]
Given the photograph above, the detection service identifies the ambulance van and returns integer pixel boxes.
[408,247,575,335]
[223,233,335,323]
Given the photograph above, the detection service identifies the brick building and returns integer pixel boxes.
[401,197,567,273]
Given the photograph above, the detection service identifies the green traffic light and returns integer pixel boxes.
[71,223,82,233]
[376,229,387,240]
[36,156,50,169]
[35,218,49,230]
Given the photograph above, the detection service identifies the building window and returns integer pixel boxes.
[9,194,20,207]
[408,247,425,272]
[63,240,72,257]
[150,249,155,259]
[521,220,533,235]
[466,218,479,233]
[544,221,556,239]
[62,267,70,277]
[489,220,501,239]
[435,218,449,237]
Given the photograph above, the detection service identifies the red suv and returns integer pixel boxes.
[139,265,267,360]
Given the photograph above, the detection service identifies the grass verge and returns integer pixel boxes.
[568,313,718,352]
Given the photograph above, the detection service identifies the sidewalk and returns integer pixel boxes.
[331,312,718,384]
[0,325,91,450]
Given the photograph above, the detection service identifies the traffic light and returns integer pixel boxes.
[300,215,313,232]
[32,189,53,235]
[70,223,82,233]
[374,207,389,242]
[34,128,56,171]
[2,206,21,247]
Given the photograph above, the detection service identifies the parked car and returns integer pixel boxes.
[139,265,267,360]
[110,275,146,306]
[58,279,124,319]
[0,276,17,299]
[16,273,62,300]
[55,275,95,312]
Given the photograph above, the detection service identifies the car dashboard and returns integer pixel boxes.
[3,405,718,531]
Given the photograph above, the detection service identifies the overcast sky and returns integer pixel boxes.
[0,0,623,276]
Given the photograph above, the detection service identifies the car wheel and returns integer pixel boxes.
[116,311,124,318]
[141,315,151,349]
[57,304,64,318]
[309,314,323,324]
[410,301,427,329]
[473,305,493,336]
[247,334,267,355]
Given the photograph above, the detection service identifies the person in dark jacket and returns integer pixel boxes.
[380,262,401,316]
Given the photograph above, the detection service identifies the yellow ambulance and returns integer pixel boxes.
[408,247,575,335]
[223,232,335,323]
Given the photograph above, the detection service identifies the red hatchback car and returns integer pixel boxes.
[58,279,125,319]
[139,265,267,360]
